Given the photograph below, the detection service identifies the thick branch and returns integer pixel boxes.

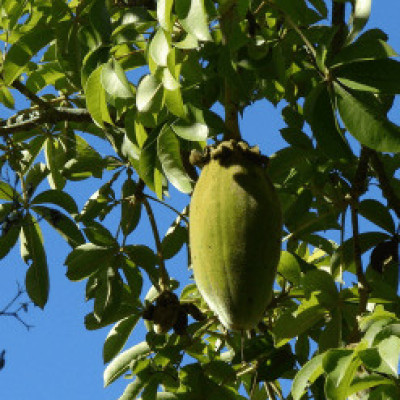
[0,107,93,135]
[370,151,400,220]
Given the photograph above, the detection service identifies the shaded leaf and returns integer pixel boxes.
[65,243,115,281]
[31,189,79,216]
[21,214,49,308]
[304,84,353,160]
[359,199,396,234]
[32,206,85,248]
[335,59,400,93]
[335,83,400,153]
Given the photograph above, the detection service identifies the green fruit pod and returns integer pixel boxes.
[189,141,282,330]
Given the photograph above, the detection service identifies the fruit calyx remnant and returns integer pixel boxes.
[189,139,269,169]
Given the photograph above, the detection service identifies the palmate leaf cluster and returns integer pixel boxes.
[1,0,400,399]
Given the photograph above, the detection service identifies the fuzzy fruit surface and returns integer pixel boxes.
[189,143,282,330]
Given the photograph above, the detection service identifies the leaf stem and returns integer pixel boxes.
[143,198,169,291]
[144,194,189,224]
[219,5,241,141]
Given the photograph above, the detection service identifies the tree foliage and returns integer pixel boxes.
[1,0,400,398]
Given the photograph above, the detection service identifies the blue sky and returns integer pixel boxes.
[1,2,400,399]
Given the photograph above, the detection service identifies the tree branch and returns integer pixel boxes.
[143,196,170,292]
[0,282,32,330]
[0,107,93,135]
[370,151,400,220]
[12,80,52,110]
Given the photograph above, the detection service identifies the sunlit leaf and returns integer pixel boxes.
[157,125,193,193]
[103,314,141,363]
[175,0,212,42]
[104,341,151,387]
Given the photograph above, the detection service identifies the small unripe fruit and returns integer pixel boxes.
[189,141,282,330]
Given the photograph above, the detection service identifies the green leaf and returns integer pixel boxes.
[32,206,85,248]
[161,222,188,259]
[335,59,400,93]
[85,64,113,128]
[84,222,118,247]
[31,190,79,216]
[157,0,174,31]
[359,347,396,377]
[150,29,170,67]
[347,0,371,43]
[103,341,151,387]
[3,26,53,85]
[171,121,208,141]
[319,309,342,352]
[359,199,396,234]
[0,181,19,201]
[0,217,21,260]
[157,125,193,193]
[44,138,66,190]
[164,87,186,118]
[65,243,115,281]
[175,0,212,42]
[323,349,360,400]
[21,214,49,308]
[103,314,141,363]
[123,245,158,270]
[335,83,400,153]
[348,374,394,397]
[101,59,135,99]
[0,85,15,108]
[277,251,302,286]
[121,257,143,300]
[330,39,397,67]
[377,336,400,377]
[118,377,147,400]
[302,269,338,309]
[331,231,389,276]
[136,74,164,113]
[139,130,161,193]
[121,178,142,237]
[292,354,324,400]
[304,84,353,160]
[89,0,112,44]
[274,0,321,25]
[81,45,111,88]
[273,296,327,347]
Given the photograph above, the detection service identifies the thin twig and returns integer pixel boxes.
[144,194,189,224]
[0,283,32,330]
[143,198,169,291]
[12,80,52,110]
